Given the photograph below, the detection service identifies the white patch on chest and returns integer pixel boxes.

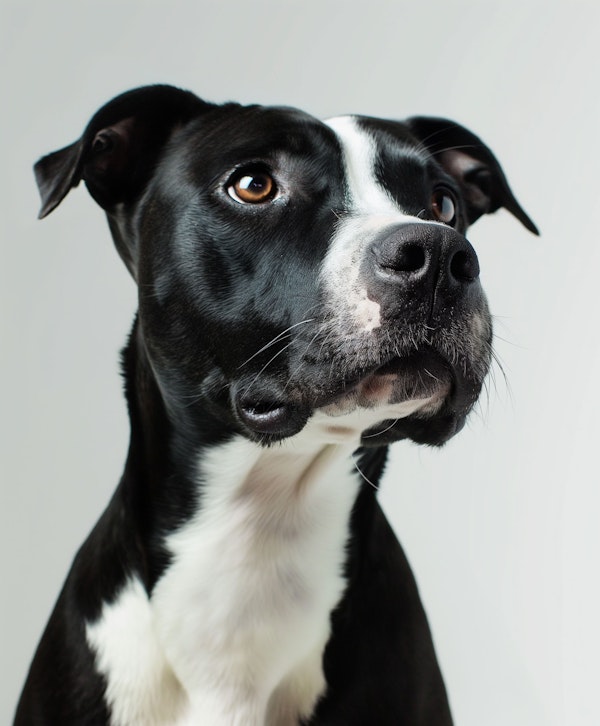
[87,433,362,725]
[86,578,186,725]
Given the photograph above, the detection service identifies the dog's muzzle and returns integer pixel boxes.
[231,222,489,443]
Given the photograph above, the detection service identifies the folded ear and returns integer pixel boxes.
[34,85,211,219]
[406,117,539,235]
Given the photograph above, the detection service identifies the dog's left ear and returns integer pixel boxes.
[34,85,211,219]
[406,117,539,235]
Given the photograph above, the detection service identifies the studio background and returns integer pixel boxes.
[2,1,598,724]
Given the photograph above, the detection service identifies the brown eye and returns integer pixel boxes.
[227,171,276,204]
[431,189,457,225]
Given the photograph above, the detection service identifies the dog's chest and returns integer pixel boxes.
[88,436,361,725]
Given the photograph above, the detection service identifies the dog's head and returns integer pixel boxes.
[35,85,537,448]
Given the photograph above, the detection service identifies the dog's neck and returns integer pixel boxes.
[105,321,375,723]
[118,319,376,583]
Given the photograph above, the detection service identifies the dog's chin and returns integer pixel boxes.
[319,353,452,417]
[313,357,455,447]
[232,350,476,447]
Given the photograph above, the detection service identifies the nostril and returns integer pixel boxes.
[381,242,427,273]
[449,249,480,283]
[398,243,426,272]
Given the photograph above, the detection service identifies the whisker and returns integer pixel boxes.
[362,418,400,439]
[331,207,351,221]
[281,321,332,395]
[491,332,526,350]
[237,318,316,369]
[353,458,379,491]
[412,124,463,146]
[238,340,296,401]
[317,324,338,360]
[490,347,513,403]
[423,367,442,383]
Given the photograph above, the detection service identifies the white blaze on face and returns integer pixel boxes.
[324,116,403,216]
[321,116,426,334]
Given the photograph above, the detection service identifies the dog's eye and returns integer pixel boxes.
[431,189,457,225]
[227,170,277,204]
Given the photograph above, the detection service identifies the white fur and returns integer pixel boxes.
[86,578,186,725]
[354,287,381,331]
[150,434,360,725]
[85,394,442,726]
[321,116,433,334]
[325,115,405,216]
[86,435,358,725]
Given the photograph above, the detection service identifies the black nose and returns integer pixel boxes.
[371,221,480,290]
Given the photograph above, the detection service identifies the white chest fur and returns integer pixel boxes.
[87,435,361,726]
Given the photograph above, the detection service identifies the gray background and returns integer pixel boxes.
[2,1,598,724]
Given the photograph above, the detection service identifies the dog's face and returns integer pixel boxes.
[35,86,537,448]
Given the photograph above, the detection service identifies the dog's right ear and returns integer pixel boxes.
[34,85,211,219]
[405,116,539,235]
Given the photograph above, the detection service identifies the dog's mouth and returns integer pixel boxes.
[322,352,452,415]
[233,349,457,442]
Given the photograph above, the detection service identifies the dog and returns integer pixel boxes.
[15,85,537,726]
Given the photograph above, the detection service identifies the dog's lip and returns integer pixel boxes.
[233,391,311,437]
[232,348,455,439]
[234,393,311,437]
[315,350,452,409]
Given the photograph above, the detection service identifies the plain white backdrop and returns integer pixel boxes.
[2,1,599,723]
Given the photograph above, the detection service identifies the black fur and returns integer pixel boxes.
[16,85,537,725]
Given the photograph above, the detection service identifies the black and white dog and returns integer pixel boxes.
[15,85,537,725]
